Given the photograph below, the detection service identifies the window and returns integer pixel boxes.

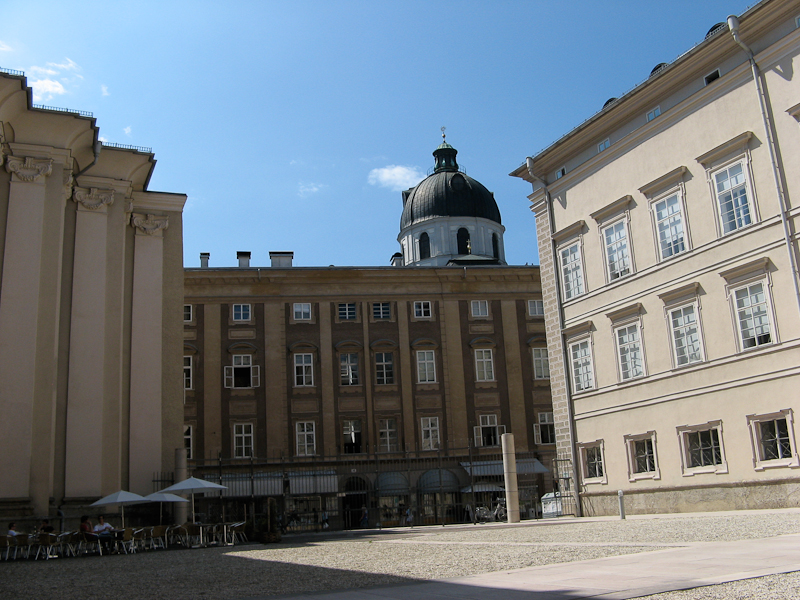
[416,350,436,383]
[555,166,566,180]
[296,421,316,456]
[492,233,499,259]
[670,304,703,366]
[373,302,391,320]
[233,423,253,458]
[528,300,544,316]
[747,410,799,469]
[569,339,594,392]
[677,422,727,475]
[597,138,610,152]
[474,349,495,382]
[603,220,631,281]
[183,356,193,390]
[233,304,251,321]
[714,161,752,234]
[342,419,362,454]
[471,300,489,317]
[419,232,430,260]
[474,414,504,447]
[734,282,772,349]
[414,301,432,318]
[293,303,311,320]
[624,432,660,481]
[421,416,439,450]
[533,348,550,379]
[375,352,394,385]
[183,304,193,322]
[646,106,661,122]
[338,303,356,320]
[184,425,193,460]
[653,193,686,259]
[578,441,606,484]
[379,418,398,452]
[224,355,260,389]
[457,228,470,255]
[294,353,313,387]
[560,242,585,300]
[615,323,644,381]
[340,353,360,385]
[534,412,555,445]
[704,69,720,85]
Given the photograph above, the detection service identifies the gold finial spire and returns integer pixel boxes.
[441,126,446,142]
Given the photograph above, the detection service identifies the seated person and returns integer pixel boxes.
[93,515,114,534]
[7,522,17,537]
[39,519,54,533]
[79,516,99,539]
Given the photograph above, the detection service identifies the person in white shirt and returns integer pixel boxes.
[93,515,114,533]
[7,522,17,537]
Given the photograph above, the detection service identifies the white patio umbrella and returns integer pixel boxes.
[143,492,189,525]
[90,490,147,528]
[158,477,227,522]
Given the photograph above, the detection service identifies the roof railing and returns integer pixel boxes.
[426,164,468,177]
[32,104,93,118]
[0,67,24,77]
[101,141,153,153]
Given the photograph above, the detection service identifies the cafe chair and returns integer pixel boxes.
[35,533,61,560]
[150,525,168,550]
[13,533,31,559]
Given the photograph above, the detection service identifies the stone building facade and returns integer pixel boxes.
[512,0,800,514]
[0,69,186,518]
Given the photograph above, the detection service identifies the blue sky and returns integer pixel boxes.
[2,0,754,267]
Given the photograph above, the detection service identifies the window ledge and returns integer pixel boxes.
[582,477,607,485]
[475,381,497,389]
[681,465,728,476]
[338,385,364,394]
[292,386,317,395]
[628,471,660,482]
[416,383,439,391]
[754,457,800,471]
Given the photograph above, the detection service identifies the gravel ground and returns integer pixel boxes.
[3,510,799,600]
[636,571,800,600]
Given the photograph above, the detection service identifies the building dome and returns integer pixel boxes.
[396,138,506,267]
[400,144,501,230]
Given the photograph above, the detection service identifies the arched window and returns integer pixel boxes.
[457,228,470,255]
[492,233,499,259]
[419,232,430,260]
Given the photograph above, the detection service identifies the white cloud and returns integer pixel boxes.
[367,165,424,192]
[298,181,325,197]
[30,79,66,103]
[123,126,131,136]
[29,66,58,77]
[98,136,108,143]
[0,41,12,52]
[101,84,109,96]
[47,58,79,71]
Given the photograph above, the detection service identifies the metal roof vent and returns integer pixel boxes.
[706,22,726,39]
[603,97,618,109]
[650,63,668,78]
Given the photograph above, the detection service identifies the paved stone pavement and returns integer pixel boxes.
[260,532,800,600]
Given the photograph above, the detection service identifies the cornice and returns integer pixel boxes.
[696,131,753,167]
[552,220,586,243]
[639,166,688,197]
[131,190,188,213]
[590,195,633,224]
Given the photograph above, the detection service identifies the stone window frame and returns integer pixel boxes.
[224,344,260,389]
[336,302,359,323]
[565,321,595,395]
[720,258,778,353]
[577,439,607,485]
[696,131,760,239]
[413,300,433,320]
[232,422,254,459]
[606,304,647,383]
[183,355,193,391]
[554,220,587,302]
[623,430,661,482]
[528,299,545,317]
[371,301,393,322]
[377,417,400,453]
[470,337,497,385]
[659,283,706,369]
[295,420,317,456]
[292,302,313,323]
[746,409,799,471]
[294,353,314,387]
[470,299,490,319]
[591,195,636,285]
[676,420,728,477]
[533,411,555,445]
[640,166,692,263]
[232,303,252,323]
[184,424,194,460]
[183,304,193,323]
[342,418,364,454]
[420,415,440,451]
[473,413,504,448]
[411,338,439,387]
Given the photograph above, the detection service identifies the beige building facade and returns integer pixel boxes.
[0,70,186,518]
[513,0,800,514]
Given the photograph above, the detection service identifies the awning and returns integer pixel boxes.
[417,469,460,493]
[461,483,505,494]
[375,472,409,495]
[289,470,338,495]
[460,458,549,476]
[203,472,283,497]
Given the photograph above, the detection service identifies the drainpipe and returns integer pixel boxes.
[74,139,102,179]
[728,15,800,317]
[526,157,582,517]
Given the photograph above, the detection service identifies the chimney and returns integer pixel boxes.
[237,251,251,268]
[200,252,210,268]
[269,251,294,268]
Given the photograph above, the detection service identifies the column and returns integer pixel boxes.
[0,155,52,502]
[64,187,114,498]
[128,213,168,494]
[501,299,529,449]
